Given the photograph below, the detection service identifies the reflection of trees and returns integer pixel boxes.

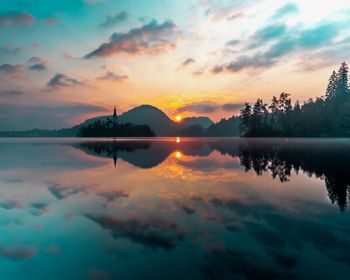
[75,139,350,210]
[236,140,350,211]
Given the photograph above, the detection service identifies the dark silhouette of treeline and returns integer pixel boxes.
[78,120,155,137]
[74,138,350,210]
[239,62,350,137]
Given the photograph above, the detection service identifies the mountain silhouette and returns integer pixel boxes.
[119,105,175,135]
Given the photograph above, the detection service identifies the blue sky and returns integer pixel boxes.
[1,0,350,129]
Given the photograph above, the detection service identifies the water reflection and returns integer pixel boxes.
[75,138,350,210]
[0,138,350,279]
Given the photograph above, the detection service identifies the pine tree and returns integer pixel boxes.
[325,71,337,100]
[335,62,349,101]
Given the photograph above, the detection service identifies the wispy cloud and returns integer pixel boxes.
[97,71,129,82]
[0,90,24,97]
[0,46,22,56]
[271,3,299,19]
[100,11,128,28]
[179,58,196,68]
[47,73,84,88]
[248,23,287,49]
[177,102,243,113]
[0,12,35,27]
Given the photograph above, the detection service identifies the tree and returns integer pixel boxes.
[325,71,337,101]
[335,61,349,102]
[239,103,252,136]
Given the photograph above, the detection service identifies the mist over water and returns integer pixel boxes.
[0,138,350,279]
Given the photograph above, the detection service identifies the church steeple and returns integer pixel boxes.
[112,106,118,125]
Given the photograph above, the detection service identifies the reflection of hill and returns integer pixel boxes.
[75,141,175,169]
[74,138,350,210]
[75,140,215,169]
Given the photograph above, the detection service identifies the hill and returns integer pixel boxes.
[181,117,214,129]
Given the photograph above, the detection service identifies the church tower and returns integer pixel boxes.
[113,106,118,125]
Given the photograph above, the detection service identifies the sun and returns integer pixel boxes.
[175,151,182,159]
[175,115,182,122]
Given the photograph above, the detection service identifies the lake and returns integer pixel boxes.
[0,137,350,279]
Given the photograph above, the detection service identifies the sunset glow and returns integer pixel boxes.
[175,151,182,159]
[1,0,350,130]
[175,115,182,122]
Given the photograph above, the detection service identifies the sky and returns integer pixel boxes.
[1,0,350,130]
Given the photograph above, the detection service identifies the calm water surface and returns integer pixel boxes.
[0,137,350,280]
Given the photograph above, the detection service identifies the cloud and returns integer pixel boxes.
[97,71,129,82]
[180,58,196,68]
[177,102,243,113]
[100,11,128,28]
[222,103,243,112]
[0,90,23,97]
[299,22,339,48]
[85,20,176,58]
[0,64,24,77]
[0,12,35,27]
[47,73,84,88]
[0,46,22,56]
[248,23,287,49]
[28,56,48,71]
[212,21,340,73]
[192,70,204,76]
[227,12,244,21]
[226,40,240,46]
[177,103,217,114]
[272,3,299,19]
[0,103,109,130]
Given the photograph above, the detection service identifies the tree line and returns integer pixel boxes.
[239,62,350,137]
[78,119,155,137]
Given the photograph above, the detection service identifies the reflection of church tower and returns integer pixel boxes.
[113,106,118,126]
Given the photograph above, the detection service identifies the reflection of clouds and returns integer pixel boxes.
[0,245,36,261]
[86,215,185,250]
[88,270,111,280]
[0,199,25,210]
[30,202,50,216]
[45,245,60,255]
[190,194,350,278]
[48,183,84,200]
